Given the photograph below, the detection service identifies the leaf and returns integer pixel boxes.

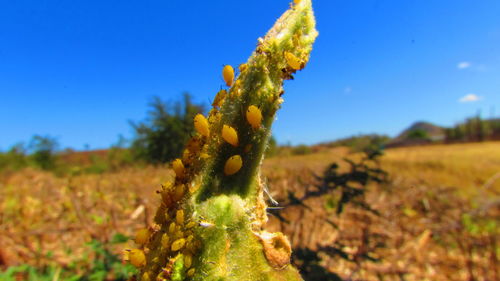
[111,233,130,244]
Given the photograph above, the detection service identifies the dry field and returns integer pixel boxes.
[382,142,500,196]
[0,142,499,280]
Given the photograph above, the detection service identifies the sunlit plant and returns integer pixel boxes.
[125,1,318,280]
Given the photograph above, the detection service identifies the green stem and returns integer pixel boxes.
[130,1,317,280]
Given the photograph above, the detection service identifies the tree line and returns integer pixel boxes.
[0,93,204,173]
[445,115,500,143]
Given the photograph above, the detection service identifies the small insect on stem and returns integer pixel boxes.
[134,228,151,245]
[224,155,243,176]
[128,249,146,268]
[172,159,185,179]
[246,105,262,129]
[212,89,227,108]
[222,125,239,147]
[194,114,210,137]
[284,51,302,70]
[222,65,235,87]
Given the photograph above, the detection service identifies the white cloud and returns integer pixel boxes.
[459,93,482,103]
[457,61,471,69]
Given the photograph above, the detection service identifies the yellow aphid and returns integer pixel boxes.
[200,153,210,159]
[176,210,184,225]
[171,238,186,251]
[172,184,185,201]
[284,51,302,70]
[172,159,185,178]
[187,268,195,277]
[186,235,194,242]
[174,230,184,240]
[161,179,173,189]
[134,228,150,245]
[184,254,192,268]
[194,113,210,137]
[161,233,170,249]
[239,63,248,73]
[212,89,227,108]
[246,105,262,129]
[142,272,151,281]
[222,125,239,147]
[129,249,146,267]
[222,65,234,87]
[224,155,243,176]
[169,222,176,234]
[186,221,196,229]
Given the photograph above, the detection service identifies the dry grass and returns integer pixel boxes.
[0,166,172,268]
[1,142,499,280]
[382,142,500,195]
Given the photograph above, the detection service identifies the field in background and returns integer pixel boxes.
[1,142,499,280]
[265,142,499,280]
[382,142,500,196]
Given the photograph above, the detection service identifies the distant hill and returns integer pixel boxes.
[396,121,445,141]
[388,121,445,147]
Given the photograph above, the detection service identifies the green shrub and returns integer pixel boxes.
[130,93,205,164]
[0,143,28,172]
[291,144,313,155]
[28,135,59,171]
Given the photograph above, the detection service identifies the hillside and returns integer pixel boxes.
[388,121,445,147]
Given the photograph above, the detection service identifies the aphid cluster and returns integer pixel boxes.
[122,0,318,279]
[132,204,199,280]
[128,51,297,279]
[188,64,266,179]
[125,150,204,280]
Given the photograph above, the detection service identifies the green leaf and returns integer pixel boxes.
[111,233,130,244]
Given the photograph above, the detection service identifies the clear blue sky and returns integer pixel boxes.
[1,0,499,150]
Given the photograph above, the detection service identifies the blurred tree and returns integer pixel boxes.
[130,93,205,164]
[325,134,390,152]
[445,115,500,142]
[291,144,312,155]
[0,143,28,171]
[28,135,59,170]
